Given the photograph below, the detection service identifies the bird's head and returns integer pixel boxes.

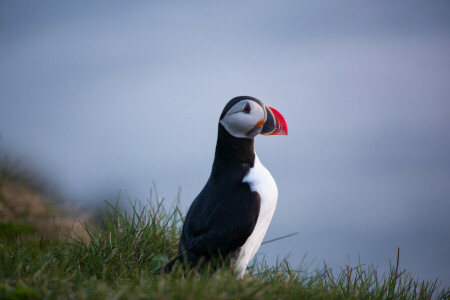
[219,96,288,138]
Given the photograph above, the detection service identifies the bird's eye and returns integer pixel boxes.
[243,103,251,114]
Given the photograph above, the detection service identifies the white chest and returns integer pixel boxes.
[235,153,278,278]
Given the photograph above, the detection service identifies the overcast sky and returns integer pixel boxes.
[1,1,449,285]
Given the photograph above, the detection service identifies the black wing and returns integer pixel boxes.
[179,177,260,264]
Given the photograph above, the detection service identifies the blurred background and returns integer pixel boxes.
[1,0,449,284]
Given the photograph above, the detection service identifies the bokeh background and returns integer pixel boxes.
[1,1,449,284]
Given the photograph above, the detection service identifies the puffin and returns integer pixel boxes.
[177,96,288,278]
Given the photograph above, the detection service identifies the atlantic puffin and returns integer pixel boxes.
[177,96,288,278]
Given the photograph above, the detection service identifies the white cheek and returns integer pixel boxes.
[220,113,259,138]
[220,100,266,138]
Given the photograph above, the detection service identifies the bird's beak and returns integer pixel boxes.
[260,105,288,135]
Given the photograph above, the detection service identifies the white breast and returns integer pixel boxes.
[235,153,278,278]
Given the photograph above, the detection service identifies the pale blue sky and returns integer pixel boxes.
[1,1,449,284]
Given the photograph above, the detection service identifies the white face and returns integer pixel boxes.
[220,99,266,138]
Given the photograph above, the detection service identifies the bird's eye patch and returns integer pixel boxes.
[243,103,251,113]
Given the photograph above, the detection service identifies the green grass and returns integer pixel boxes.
[0,197,449,300]
[0,160,448,299]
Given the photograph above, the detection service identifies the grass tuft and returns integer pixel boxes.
[0,169,448,299]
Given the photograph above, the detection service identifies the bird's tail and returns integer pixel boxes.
[153,252,186,274]
[152,246,197,274]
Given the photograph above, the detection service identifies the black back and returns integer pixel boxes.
[178,123,261,266]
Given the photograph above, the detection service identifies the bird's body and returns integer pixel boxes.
[177,96,287,278]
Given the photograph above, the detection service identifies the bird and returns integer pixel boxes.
[173,96,287,278]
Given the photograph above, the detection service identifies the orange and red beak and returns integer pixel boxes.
[260,105,288,135]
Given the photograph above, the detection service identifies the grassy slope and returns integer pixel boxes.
[0,165,449,299]
[0,200,448,300]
